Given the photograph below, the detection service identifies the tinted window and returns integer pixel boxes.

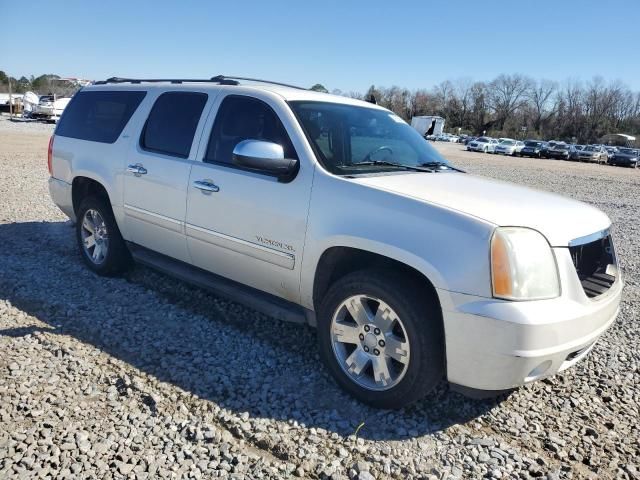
[290,101,448,175]
[205,95,297,165]
[56,90,146,143]
[141,92,208,158]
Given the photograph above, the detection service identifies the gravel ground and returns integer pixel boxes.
[0,122,638,479]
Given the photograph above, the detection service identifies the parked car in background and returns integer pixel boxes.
[435,134,452,142]
[569,145,585,161]
[609,147,639,168]
[577,145,608,164]
[604,146,618,162]
[467,137,498,153]
[541,141,564,158]
[546,143,576,160]
[519,140,546,158]
[494,139,525,156]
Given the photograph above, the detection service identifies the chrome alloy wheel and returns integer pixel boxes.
[81,209,109,265]
[330,295,410,391]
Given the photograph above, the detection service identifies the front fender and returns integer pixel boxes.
[299,171,495,310]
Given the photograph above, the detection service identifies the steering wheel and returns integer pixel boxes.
[362,146,394,163]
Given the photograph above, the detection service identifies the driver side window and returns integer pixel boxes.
[204,95,298,165]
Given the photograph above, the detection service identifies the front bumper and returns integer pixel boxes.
[48,176,76,222]
[520,150,539,157]
[438,248,622,391]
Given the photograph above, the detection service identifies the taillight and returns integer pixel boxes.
[47,135,54,175]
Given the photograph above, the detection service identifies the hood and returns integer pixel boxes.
[352,172,610,246]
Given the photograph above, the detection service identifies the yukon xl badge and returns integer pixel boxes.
[256,236,295,253]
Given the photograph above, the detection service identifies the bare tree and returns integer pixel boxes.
[487,74,533,130]
[527,79,557,135]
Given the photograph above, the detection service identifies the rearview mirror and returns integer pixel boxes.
[232,140,298,182]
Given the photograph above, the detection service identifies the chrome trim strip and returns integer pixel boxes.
[124,204,183,233]
[185,224,295,270]
[568,228,610,247]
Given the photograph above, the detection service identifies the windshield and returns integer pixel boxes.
[556,145,569,150]
[475,137,490,143]
[619,148,633,154]
[584,146,596,151]
[524,141,542,147]
[289,101,451,175]
[500,140,515,146]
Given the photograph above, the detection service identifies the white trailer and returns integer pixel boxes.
[411,115,445,137]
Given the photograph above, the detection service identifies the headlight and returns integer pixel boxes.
[490,227,560,300]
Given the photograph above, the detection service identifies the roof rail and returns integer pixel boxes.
[94,77,239,85]
[94,76,307,90]
[210,75,307,90]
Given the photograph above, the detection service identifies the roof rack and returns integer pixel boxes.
[210,75,306,90]
[94,77,238,85]
[94,75,307,90]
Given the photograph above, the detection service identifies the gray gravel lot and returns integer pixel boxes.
[1,120,638,479]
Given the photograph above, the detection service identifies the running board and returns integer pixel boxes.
[128,243,311,325]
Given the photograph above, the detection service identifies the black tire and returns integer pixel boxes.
[317,269,444,409]
[76,195,131,276]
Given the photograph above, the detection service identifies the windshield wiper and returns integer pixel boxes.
[350,160,435,173]
[419,162,466,173]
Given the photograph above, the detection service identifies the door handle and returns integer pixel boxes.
[193,180,220,193]
[126,164,147,175]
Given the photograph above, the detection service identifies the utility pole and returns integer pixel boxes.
[8,76,13,119]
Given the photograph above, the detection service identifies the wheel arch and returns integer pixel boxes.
[312,246,443,316]
[71,176,111,217]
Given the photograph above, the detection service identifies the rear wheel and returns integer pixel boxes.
[317,270,444,409]
[76,196,131,276]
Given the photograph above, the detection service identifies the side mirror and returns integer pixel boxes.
[232,139,298,182]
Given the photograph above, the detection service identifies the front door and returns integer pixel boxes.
[123,90,211,263]
[185,93,314,302]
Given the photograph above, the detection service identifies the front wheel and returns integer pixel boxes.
[76,196,131,276]
[317,270,444,409]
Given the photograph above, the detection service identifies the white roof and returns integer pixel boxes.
[86,81,386,110]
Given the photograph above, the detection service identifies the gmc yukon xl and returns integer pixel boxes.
[48,76,622,408]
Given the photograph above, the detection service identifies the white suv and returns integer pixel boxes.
[48,76,622,408]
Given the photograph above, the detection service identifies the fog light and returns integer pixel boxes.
[525,360,552,382]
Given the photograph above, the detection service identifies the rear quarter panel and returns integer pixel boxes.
[51,88,154,236]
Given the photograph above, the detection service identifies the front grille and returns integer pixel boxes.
[569,233,617,298]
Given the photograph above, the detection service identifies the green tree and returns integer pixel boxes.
[310,83,328,93]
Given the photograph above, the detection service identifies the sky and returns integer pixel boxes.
[2,0,639,93]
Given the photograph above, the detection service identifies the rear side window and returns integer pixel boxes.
[56,90,146,143]
[141,92,208,158]
[205,95,297,165]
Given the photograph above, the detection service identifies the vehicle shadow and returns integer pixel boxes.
[0,220,504,441]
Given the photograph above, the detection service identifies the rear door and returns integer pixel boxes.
[184,93,314,302]
[123,90,213,263]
